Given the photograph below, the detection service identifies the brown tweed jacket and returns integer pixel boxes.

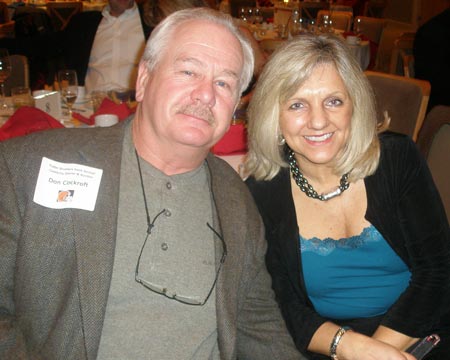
[0,119,304,360]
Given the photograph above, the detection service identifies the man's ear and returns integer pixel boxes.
[135,62,150,102]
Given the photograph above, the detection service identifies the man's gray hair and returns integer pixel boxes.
[142,7,254,96]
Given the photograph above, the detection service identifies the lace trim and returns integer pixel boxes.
[300,225,380,256]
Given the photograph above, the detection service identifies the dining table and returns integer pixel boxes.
[244,20,371,70]
[347,39,371,70]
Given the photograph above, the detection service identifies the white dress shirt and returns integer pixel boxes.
[85,4,145,93]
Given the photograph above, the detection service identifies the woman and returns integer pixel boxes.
[245,33,450,360]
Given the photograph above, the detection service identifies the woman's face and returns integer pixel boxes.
[279,63,353,169]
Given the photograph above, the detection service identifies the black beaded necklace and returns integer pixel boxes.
[288,149,350,201]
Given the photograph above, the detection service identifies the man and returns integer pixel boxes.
[62,0,152,92]
[0,8,304,360]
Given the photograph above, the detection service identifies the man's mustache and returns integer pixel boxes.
[177,105,215,125]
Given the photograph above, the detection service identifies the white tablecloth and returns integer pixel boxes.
[348,40,371,70]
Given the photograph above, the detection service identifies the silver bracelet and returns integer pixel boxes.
[330,326,352,360]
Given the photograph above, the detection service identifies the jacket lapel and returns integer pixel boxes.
[207,155,240,359]
[71,123,126,359]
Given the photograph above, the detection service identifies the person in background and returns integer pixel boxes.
[413,2,450,112]
[245,33,450,360]
[61,0,152,93]
[0,8,304,360]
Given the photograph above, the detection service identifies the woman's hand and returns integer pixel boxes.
[337,330,417,360]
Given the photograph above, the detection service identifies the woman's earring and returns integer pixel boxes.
[277,134,286,146]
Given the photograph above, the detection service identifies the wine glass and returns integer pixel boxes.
[0,48,12,109]
[58,69,78,119]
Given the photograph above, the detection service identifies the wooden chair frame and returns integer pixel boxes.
[365,70,430,141]
[46,1,82,31]
[317,10,353,32]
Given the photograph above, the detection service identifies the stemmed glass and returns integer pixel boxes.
[58,69,78,119]
[0,48,12,109]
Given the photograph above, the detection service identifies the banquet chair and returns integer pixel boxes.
[46,1,83,31]
[0,1,9,24]
[416,106,450,223]
[316,10,353,32]
[13,6,53,36]
[353,16,386,44]
[374,19,416,74]
[389,32,415,77]
[229,0,256,18]
[363,0,388,18]
[3,54,29,96]
[330,5,353,14]
[0,19,14,38]
[365,70,430,141]
[259,38,284,55]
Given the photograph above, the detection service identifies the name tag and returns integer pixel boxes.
[33,157,103,211]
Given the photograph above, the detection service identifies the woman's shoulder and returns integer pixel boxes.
[372,131,424,183]
[246,168,289,194]
[378,131,420,162]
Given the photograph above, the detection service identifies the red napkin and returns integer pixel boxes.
[0,106,64,141]
[211,123,247,155]
[72,97,134,126]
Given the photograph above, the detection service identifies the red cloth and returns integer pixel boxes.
[211,123,247,155]
[72,98,134,126]
[0,106,64,141]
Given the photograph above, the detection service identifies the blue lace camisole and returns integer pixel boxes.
[300,225,411,319]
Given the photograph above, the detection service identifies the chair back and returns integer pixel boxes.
[374,19,416,73]
[389,32,415,77]
[13,6,53,37]
[353,16,386,44]
[417,105,450,159]
[3,54,29,97]
[330,5,353,14]
[428,124,450,223]
[259,38,284,54]
[365,70,430,141]
[420,106,450,223]
[0,19,14,38]
[46,1,83,31]
[229,0,256,18]
[363,0,388,18]
[317,10,353,32]
[0,1,9,23]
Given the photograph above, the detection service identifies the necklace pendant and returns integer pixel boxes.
[321,187,342,201]
[288,149,350,202]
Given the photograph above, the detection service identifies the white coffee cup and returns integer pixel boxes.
[346,35,360,45]
[95,114,119,127]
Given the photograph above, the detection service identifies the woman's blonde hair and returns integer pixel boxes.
[245,33,386,181]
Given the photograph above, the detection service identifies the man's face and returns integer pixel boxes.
[135,20,244,152]
[108,0,134,17]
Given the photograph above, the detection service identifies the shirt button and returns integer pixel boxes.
[161,243,168,251]
[166,182,172,189]
[164,210,171,217]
